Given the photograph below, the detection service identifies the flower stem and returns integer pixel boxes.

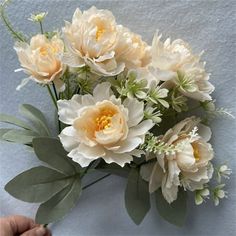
[39,21,43,34]
[46,84,58,109]
[52,82,59,100]
[52,82,62,132]
[82,173,111,190]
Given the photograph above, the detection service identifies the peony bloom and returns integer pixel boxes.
[62,7,125,76]
[57,82,154,167]
[115,25,151,69]
[14,34,65,90]
[141,117,214,203]
[62,7,151,76]
[149,32,214,101]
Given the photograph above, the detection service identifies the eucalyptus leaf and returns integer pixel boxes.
[0,113,32,130]
[33,137,78,175]
[36,177,82,224]
[3,129,39,144]
[5,166,71,203]
[155,188,187,227]
[19,104,50,136]
[125,168,150,225]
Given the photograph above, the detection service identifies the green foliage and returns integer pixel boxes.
[140,133,181,156]
[176,71,197,93]
[109,71,148,99]
[36,176,81,224]
[19,104,50,136]
[0,0,27,42]
[169,89,188,112]
[155,188,188,227]
[0,104,50,145]
[33,137,81,174]
[5,136,83,223]
[5,166,71,203]
[3,129,39,144]
[125,168,150,225]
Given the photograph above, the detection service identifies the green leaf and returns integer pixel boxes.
[19,104,50,136]
[3,129,39,144]
[155,188,188,227]
[33,137,78,175]
[36,177,81,224]
[0,113,32,130]
[0,128,11,140]
[5,166,71,203]
[125,168,150,225]
[96,161,130,178]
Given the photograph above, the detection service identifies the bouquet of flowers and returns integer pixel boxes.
[0,1,234,228]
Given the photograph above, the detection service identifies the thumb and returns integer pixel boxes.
[20,225,51,236]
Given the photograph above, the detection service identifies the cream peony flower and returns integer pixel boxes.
[57,82,154,167]
[14,34,65,90]
[141,117,214,203]
[62,7,151,76]
[62,7,125,76]
[149,32,214,101]
[115,25,151,69]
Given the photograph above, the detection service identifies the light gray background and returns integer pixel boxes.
[0,0,236,235]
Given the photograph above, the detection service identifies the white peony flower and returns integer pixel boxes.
[14,34,65,91]
[141,117,214,203]
[57,82,154,167]
[149,32,214,101]
[62,6,124,76]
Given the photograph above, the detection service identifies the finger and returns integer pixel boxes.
[20,225,51,236]
[5,215,36,234]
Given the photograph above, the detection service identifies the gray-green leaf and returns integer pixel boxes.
[36,177,81,224]
[33,137,77,175]
[125,168,150,225]
[19,104,50,136]
[0,128,11,140]
[3,129,39,144]
[5,166,71,203]
[0,113,32,130]
[155,188,187,227]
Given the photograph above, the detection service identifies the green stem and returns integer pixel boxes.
[51,82,62,132]
[0,1,26,42]
[52,82,59,100]
[39,21,43,34]
[46,85,58,109]
[82,173,111,190]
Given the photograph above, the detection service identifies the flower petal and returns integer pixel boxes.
[123,97,144,127]
[128,120,154,138]
[93,82,112,102]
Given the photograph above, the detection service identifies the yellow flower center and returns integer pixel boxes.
[96,27,105,41]
[95,109,115,131]
[39,44,58,56]
[192,142,200,161]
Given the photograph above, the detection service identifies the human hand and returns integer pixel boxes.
[0,215,51,236]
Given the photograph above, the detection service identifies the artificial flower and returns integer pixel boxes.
[115,25,151,69]
[149,32,214,101]
[57,82,154,167]
[62,6,124,76]
[141,117,214,203]
[14,34,65,90]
